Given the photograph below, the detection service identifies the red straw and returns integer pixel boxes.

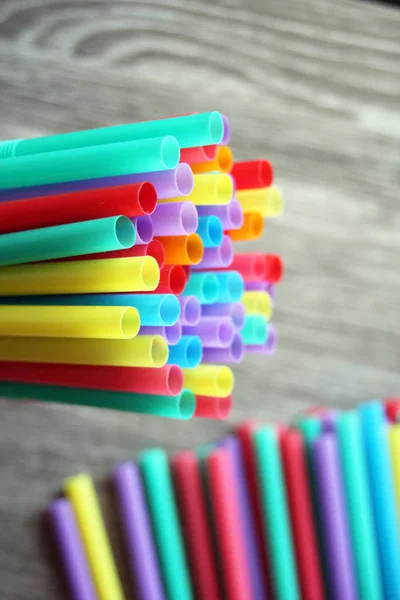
[0,363,183,395]
[171,451,221,600]
[384,397,400,422]
[206,447,253,600]
[227,253,266,281]
[149,265,187,294]
[280,429,326,600]
[231,160,274,190]
[265,254,284,284]
[180,145,218,164]
[0,182,157,234]
[195,395,232,420]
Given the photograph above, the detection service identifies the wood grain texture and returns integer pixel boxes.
[0,0,400,596]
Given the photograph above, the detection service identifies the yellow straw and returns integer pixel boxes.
[236,186,283,217]
[0,335,168,367]
[242,292,273,320]
[191,146,233,174]
[0,256,159,296]
[63,474,125,600]
[160,174,233,205]
[182,365,234,397]
[0,305,140,339]
[389,425,400,520]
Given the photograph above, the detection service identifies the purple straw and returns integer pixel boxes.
[140,322,182,346]
[131,215,153,245]
[112,462,166,600]
[201,302,246,331]
[220,114,231,145]
[48,498,97,600]
[218,436,269,600]
[151,202,198,236]
[0,163,194,202]
[202,333,244,363]
[246,324,277,355]
[313,433,358,600]
[182,316,234,348]
[196,198,243,230]
[191,235,233,270]
[322,411,338,434]
[245,281,275,303]
[178,296,201,326]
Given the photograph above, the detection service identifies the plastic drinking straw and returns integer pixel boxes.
[191,236,233,270]
[163,174,233,206]
[0,215,135,267]
[112,463,166,600]
[0,382,195,419]
[171,451,221,600]
[182,365,234,397]
[0,256,160,296]
[180,145,217,164]
[221,114,231,145]
[280,429,326,600]
[245,281,275,302]
[241,315,268,345]
[183,316,234,349]
[63,474,125,600]
[197,198,243,230]
[178,296,201,326]
[246,324,277,355]
[196,216,223,248]
[131,215,153,245]
[359,402,400,599]
[0,335,168,367]
[0,305,140,339]
[385,397,400,422]
[139,448,194,600]
[157,233,203,266]
[151,202,198,237]
[202,333,244,364]
[191,146,233,175]
[264,254,284,283]
[201,302,246,331]
[56,239,165,269]
[206,447,253,600]
[336,412,383,600]
[0,182,157,234]
[227,212,264,241]
[0,112,223,159]
[237,186,283,218]
[213,271,244,303]
[167,336,202,369]
[242,291,273,319]
[389,425,400,521]
[0,362,183,395]
[312,433,358,600]
[253,426,301,600]
[0,137,180,189]
[321,411,338,434]
[150,265,187,295]
[227,252,266,281]
[194,395,232,420]
[48,498,97,600]
[231,160,274,190]
[181,272,219,304]
[140,322,182,346]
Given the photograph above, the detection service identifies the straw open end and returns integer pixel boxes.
[167,265,187,294]
[175,163,194,196]
[186,336,202,368]
[218,320,234,347]
[146,239,165,269]
[220,236,234,267]
[231,303,246,330]
[181,202,198,235]
[250,213,264,239]
[115,216,136,248]
[135,215,153,244]
[265,254,284,283]
[216,366,234,397]
[137,181,158,215]
[161,135,180,169]
[167,365,183,396]
[141,256,160,291]
[183,296,201,325]
[209,112,224,144]
[231,334,244,362]
[159,295,180,327]
[165,321,182,346]
[202,274,219,304]
[268,186,283,217]
[217,395,233,420]
[260,160,274,187]
[120,307,140,339]
[151,335,169,367]
[178,389,196,420]
[207,216,223,247]
[202,144,218,161]
[216,174,234,205]
[186,233,203,265]
[228,198,244,229]
[217,146,233,173]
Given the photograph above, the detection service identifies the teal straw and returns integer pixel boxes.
[0,382,195,420]
[0,216,135,266]
[241,315,268,345]
[253,426,300,600]
[336,412,383,600]
[0,137,179,189]
[181,272,219,304]
[139,448,194,600]
[0,112,223,158]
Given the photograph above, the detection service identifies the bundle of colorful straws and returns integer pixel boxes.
[0,112,283,420]
[49,399,400,600]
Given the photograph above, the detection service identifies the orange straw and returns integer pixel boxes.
[227,213,264,242]
[191,147,233,175]
[157,233,204,266]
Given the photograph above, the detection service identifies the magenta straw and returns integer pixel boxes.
[313,433,358,600]
[178,296,201,326]
[197,198,243,230]
[0,163,194,202]
[191,235,233,270]
[131,215,153,245]
[151,202,198,236]
[112,462,166,600]
[182,316,234,348]
[48,498,97,600]
[220,114,231,145]
[201,302,246,331]
[202,333,244,363]
[246,324,277,355]
[140,322,182,345]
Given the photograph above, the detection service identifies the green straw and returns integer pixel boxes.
[0,137,179,189]
[0,112,223,159]
[253,426,300,600]
[0,382,195,420]
[336,412,383,600]
[0,216,135,266]
[139,448,194,600]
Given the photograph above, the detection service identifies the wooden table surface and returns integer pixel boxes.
[0,0,399,597]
